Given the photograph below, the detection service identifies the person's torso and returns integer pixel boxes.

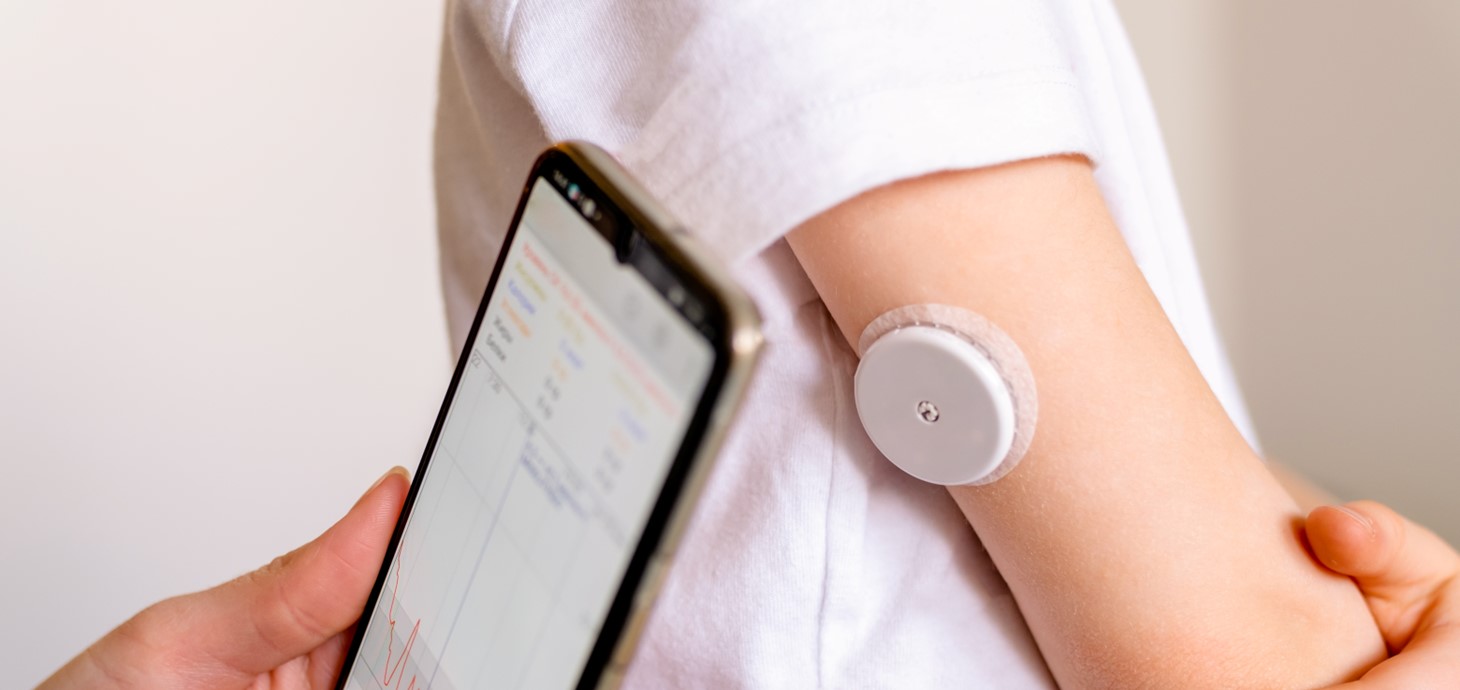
[432,1,1255,686]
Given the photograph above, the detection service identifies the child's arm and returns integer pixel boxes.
[787,155,1387,688]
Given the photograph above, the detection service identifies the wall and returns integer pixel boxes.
[0,2,449,685]
[1118,0,1460,541]
[4,2,1457,685]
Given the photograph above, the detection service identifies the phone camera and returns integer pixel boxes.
[614,227,640,264]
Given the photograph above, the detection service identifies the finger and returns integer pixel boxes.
[1307,500,1460,649]
[1331,613,1460,689]
[1307,501,1458,593]
[305,629,356,689]
[159,467,409,678]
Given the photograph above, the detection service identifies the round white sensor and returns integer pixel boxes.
[853,325,1016,486]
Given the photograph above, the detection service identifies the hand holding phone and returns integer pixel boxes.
[37,468,412,690]
[39,143,759,690]
[335,143,761,690]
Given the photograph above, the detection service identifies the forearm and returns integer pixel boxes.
[787,157,1385,688]
[1271,461,1339,514]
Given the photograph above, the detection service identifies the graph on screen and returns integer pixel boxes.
[345,194,709,690]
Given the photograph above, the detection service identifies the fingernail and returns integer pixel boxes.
[1334,505,1374,535]
[367,466,409,493]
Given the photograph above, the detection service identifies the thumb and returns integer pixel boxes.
[1306,500,1455,588]
[1306,500,1460,649]
[161,467,410,678]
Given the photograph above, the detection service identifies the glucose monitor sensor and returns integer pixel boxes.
[854,304,1038,486]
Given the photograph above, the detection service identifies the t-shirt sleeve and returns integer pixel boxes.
[503,0,1098,262]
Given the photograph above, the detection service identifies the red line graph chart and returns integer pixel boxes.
[380,545,423,690]
[341,224,694,690]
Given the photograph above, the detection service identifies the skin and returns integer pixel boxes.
[38,468,409,690]
[785,155,1388,688]
[36,157,1458,689]
[1312,501,1460,688]
[35,477,1458,690]
[1272,461,1339,513]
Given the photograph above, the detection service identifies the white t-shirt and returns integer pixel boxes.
[434,0,1258,686]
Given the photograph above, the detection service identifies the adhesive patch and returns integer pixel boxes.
[854,304,1038,486]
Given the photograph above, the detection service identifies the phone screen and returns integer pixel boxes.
[341,172,716,690]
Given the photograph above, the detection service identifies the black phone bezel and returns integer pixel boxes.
[332,145,738,690]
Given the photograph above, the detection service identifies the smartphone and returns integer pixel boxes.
[333,142,761,690]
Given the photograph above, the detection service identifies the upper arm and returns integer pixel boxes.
[787,156,1385,688]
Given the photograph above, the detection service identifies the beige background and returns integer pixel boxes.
[1118,0,1460,541]
[1,1,1455,685]
[0,1,450,684]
